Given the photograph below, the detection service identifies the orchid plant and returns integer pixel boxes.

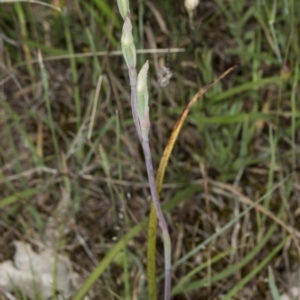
[117,0,172,299]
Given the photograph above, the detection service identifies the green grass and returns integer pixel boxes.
[0,0,299,299]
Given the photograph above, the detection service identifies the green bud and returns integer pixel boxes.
[137,61,149,91]
[137,61,150,139]
[117,0,130,20]
[121,17,136,68]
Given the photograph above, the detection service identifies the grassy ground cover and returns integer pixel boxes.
[0,0,299,299]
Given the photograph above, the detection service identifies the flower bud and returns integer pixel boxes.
[185,0,199,29]
[184,0,199,13]
[137,61,149,118]
[117,0,130,20]
[121,17,136,68]
[137,61,150,139]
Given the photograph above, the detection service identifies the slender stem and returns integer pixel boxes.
[129,67,171,299]
[118,3,171,298]
[142,140,171,300]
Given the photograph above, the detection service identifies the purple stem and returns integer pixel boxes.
[129,66,171,300]
[141,140,171,300]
